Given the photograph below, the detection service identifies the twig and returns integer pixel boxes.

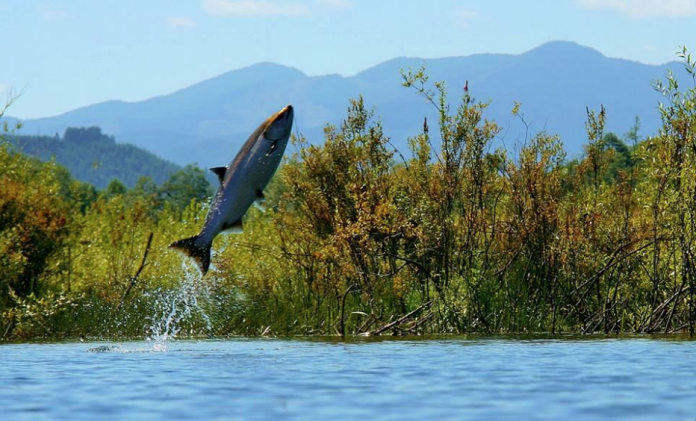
[356,314,376,335]
[638,284,690,332]
[382,252,431,277]
[405,312,434,334]
[339,284,355,337]
[3,320,14,339]
[116,232,154,312]
[571,238,658,297]
[669,323,689,333]
[664,277,687,333]
[360,301,432,336]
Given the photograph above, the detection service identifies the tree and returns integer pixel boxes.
[159,164,212,213]
[0,143,70,306]
[105,178,128,198]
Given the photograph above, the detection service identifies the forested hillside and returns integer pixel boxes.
[9,127,181,189]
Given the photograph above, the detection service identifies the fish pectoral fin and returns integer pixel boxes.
[221,219,244,234]
[210,166,227,184]
[254,190,267,211]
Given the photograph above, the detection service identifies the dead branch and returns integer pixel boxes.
[116,232,154,312]
[404,311,434,334]
[360,301,432,336]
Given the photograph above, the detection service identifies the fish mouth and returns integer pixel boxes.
[276,105,293,120]
[264,105,294,141]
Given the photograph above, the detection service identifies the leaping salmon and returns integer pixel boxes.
[170,105,294,275]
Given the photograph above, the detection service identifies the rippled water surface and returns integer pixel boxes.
[1,337,695,420]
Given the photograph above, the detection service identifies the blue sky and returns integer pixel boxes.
[1,0,696,118]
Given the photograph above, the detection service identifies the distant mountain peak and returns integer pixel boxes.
[245,61,306,72]
[523,41,605,60]
[214,62,306,81]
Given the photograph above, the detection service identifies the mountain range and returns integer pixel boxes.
[5,41,688,168]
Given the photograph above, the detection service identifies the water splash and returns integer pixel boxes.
[145,260,215,351]
[88,252,221,354]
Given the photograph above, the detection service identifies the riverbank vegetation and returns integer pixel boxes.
[2,50,696,340]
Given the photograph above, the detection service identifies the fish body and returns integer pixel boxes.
[170,105,294,275]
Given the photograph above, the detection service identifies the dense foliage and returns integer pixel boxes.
[2,50,696,340]
[8,127,181,189]
[0,118,212,338]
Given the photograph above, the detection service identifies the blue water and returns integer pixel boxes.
[1,337,695,420]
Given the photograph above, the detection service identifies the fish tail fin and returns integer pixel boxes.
[169,235,212,276]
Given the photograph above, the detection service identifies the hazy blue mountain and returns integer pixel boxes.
[11,42,687,167]
[0,115,21,130]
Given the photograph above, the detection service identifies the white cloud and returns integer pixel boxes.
[167,17,197,28]
[577,0,696,19]
[452,10,480,28]
[202,0,309,16]
[316,0,352,8]
[0,84,7,94]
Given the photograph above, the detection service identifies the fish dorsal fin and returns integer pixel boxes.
[222,219,244,234]
[210,166,227,184]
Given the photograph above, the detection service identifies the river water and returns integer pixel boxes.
[1,336,694,420]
